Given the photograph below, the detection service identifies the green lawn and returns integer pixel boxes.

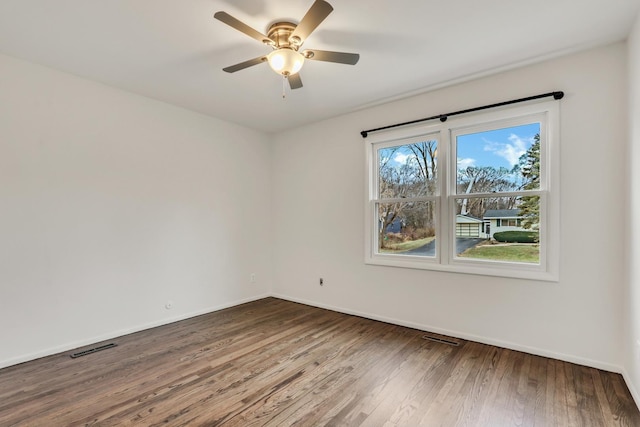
[380,237,435,253]
[459,244,539,263]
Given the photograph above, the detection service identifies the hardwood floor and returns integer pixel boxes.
[0,297,638,426]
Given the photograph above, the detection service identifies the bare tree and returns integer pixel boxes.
[377,141,438,248]
[456,166,518,218]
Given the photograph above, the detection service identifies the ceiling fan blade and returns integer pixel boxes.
[222,56,268,73]
[288,73,303,89]
[302,49,359,65]
[214,11,275,46]
[289,0,333,45]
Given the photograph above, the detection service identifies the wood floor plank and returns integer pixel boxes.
[0,297,638,426]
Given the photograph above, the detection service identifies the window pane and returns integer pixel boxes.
[456,123,541,194]
[377,201,436,257]
[378,140,438,198]
[454,196,540,264]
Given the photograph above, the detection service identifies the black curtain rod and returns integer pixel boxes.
[360,91,564,138]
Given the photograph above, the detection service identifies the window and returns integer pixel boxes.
[365,101,559,280]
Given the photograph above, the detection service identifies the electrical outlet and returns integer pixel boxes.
[250,273,256,283]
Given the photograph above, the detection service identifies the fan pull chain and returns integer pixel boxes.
[282,75,287,99]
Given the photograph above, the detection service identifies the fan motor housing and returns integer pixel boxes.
[266,22,299,49]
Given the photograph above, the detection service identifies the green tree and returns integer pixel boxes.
[518,134,540,230]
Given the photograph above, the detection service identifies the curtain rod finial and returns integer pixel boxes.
[361,131,368,138]
[553,91,564,100]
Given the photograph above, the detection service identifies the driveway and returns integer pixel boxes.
[405,238,485,256]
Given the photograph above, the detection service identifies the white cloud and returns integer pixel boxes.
[393,152,412,164]
[484,134,531,167]
[457,158,476,169]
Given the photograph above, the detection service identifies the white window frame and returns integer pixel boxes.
[364,100,559,281]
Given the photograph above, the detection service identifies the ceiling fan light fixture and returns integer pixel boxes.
[215,0,359,90]
[267,48,304,76]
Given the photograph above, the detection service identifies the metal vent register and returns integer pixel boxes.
[70,343,118,358]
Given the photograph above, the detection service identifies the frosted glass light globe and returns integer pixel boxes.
[267,49,304,76]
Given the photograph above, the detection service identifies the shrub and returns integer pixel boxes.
[383,233,404,243]
[493,230,539,243]
[404,226,435,240]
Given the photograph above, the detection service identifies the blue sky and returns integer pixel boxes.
[379,122,540,177]
[456,123,540,171]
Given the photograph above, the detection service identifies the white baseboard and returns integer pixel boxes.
[0,293,270,370]
[0,291,626,377]
[270,293,623,374]
[621,368,640,410]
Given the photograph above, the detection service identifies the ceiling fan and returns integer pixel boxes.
[214,0,359,90]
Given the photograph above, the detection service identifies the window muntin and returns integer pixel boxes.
[365,101,558,280]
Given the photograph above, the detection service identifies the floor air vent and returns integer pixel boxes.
[422,334,460,346]
[70,343,117,358]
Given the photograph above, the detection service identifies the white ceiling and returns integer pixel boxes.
[0,0,638,133]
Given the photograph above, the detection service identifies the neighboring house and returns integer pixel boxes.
[380,216,405,233]
[455,214,486,238]
[386,209,530,238]
[483,209,528,238]
[456,209,532,239]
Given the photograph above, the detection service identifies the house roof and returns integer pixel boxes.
[456,214,483,224]
[484,209,521,219]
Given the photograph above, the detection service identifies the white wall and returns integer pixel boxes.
[0,53,272,368]
[0,37,634,380]
[625,12,640,404]
[272,43,628,371]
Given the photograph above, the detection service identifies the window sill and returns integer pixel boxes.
[365,254,559,282]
